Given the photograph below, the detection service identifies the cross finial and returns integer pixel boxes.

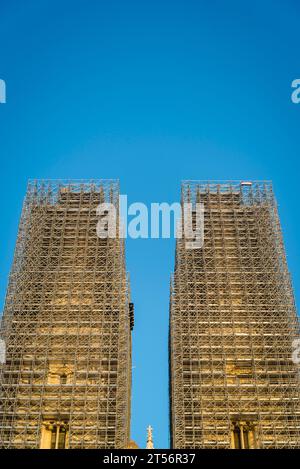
[146,425,154,449]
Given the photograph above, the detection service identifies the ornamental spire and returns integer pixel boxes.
[146,425,154,449]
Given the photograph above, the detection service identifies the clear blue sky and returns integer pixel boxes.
[0,0,299,449]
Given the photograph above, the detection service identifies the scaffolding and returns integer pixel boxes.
[170,181,300,448]
[0,179,133,448]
